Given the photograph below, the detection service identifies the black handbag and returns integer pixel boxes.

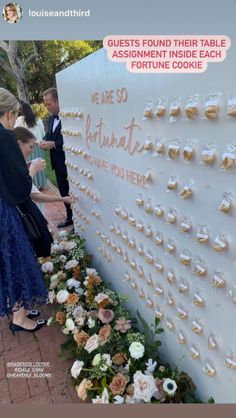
[17,206,42,241]
[18,198,53,257]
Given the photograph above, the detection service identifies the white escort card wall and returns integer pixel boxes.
[56,38,236,402]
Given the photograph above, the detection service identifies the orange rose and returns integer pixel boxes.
[98,298,110,309]
[73,265,81,279]
[74,330,90,347]
[112,353,127,365]
[55,311,66,325]
[109,373,128,395]
[66,293,80,306]
[87,275,102,286]
[99,324,111,345]
[76,378,93,401]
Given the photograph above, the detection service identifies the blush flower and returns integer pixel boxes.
[84,334,100,353]
[109,373,128,395]
[114,317,132,333]
[65,259,79,270]
[133,371,158,403]
[98,308,114,324]
[99,324,112,345]
[76,378,93,401]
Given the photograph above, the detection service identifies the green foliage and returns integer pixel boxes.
[31,103,48,119]
[44,150,57,187]
[0,40,103,103]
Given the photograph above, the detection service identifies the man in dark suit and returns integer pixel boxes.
[40,87,73,228]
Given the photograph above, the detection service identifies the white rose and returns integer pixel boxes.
[56,289,69,304]
[88,318,95,328]
[41,262,54,273]
[67,278,80,289]
[92,353,102,366]
[47,316,53,326]
[63,328,70,335]
[71,360,84,379]
[94,293,110,304]
[65,318,75,331]
[102,354,112,366]
[58,230,68,239]
[65,259,79,270]
[65,241,76,251]
[129,342,145,359]
[84,334,100,353]
[133,371,158,403]
[86,268,98,276]
[51,243,64,253]
[48,290,55,304]
[75,287,84,295]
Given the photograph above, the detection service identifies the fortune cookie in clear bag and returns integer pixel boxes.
[180,250,191,266]
[212,234,228,252]
[145,199,154,214]
[204,93,220,119]
[167,208,177,224]
[154,204,164,218]
[221,152,235,169]
[183,144,195,161]
[180,184,193,199]
[219,194,232,213]
[180,216,192,233]
[212,271,226,288]
[227,94,236,117]
[169,98,181,117]
[201,147,216,165]
[155,231,164,246]
[143,101,153,118]
[166,239,176,254]
[155,138,165,154]
[144,137,153,152]
[167,176,178,190]
[155,97,166,117]
[196,225,209,243]
[168,143,180,159]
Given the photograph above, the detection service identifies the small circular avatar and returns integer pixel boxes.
[2,2,22,24]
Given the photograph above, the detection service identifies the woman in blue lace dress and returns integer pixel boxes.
[0,88,47,334]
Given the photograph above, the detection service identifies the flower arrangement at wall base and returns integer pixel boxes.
[41,231,210,404]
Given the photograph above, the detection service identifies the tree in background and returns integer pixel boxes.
[0,40,102,103]
[0,41,38,101]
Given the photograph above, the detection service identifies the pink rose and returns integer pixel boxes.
[98,308,114,324]
[114,317,132,333]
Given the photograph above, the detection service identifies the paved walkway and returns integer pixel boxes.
[0,185,79,403]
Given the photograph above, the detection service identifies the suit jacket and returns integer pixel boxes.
[0,123,32,206]
[44,115,65,171]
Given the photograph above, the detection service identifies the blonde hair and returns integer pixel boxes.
[0,88,19,116]
[4,3,17,20]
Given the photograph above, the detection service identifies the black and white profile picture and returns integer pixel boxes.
[2,2,22,24]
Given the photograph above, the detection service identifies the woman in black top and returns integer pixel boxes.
[0,88,47,333]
